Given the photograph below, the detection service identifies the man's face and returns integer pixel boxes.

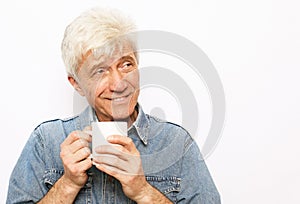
[74,49,140,122]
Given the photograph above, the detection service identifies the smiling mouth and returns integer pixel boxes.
[112,96,128,102]
[107,93,132,102]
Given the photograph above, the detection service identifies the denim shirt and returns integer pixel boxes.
[7,105,220,204]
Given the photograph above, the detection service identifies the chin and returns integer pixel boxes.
[110,110,131,121]
[109,105,136,121]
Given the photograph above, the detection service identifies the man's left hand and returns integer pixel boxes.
[93,135,148,201]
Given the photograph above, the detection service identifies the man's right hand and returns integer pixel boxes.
[59,127,93,190]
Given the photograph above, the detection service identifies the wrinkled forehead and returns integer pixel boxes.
[79,38,138,71]
[94,45,136,64]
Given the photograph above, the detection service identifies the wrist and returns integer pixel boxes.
[38,175,82,204]
[134,182,172,204]
[134,183,152,204]
[58,175,82,195]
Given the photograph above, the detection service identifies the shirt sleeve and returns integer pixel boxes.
[177,139,221,204]
[6,129,48,203]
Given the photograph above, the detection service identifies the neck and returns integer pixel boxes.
[96,107,138,128]
[127,108,138,127]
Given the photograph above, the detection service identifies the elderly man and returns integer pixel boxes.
[7,8,220,203]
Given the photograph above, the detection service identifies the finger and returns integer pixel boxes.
[61,131,81,146]
[68,139,90,154]
[106,135,135,151]
[83,126,92,137]
[94,163,124,178]
[95,162,143,177]
[60,132,82,159]
[93,146,142,172]
[69,157,93,175]
[93,154,127,171]
[83,125,92,131]
[94,145,129,160]
[78,156,93,170]
[61,130,92,148]
[73,146,91,162]
[77,130,92,143]
[61,145,91,165]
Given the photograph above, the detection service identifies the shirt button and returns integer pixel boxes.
[86,182,92,188]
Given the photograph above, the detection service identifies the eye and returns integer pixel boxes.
[95,68,106,74]
[90,68,106,78]
[119,61,134,71]
[124,62,132,68]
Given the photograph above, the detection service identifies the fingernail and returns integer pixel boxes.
[106,135,113,141]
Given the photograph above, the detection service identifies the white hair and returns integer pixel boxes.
[61,7,137,78]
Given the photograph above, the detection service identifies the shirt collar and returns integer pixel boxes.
[130,103,150,145]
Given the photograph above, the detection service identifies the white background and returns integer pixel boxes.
[1,0,300,203]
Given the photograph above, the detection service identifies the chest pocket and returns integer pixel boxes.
[146,176,181,202]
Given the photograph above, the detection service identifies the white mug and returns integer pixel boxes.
[91,121,127,157]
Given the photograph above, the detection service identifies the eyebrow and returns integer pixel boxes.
[89,55,136,72]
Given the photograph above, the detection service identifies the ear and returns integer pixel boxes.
[68,76,85,96]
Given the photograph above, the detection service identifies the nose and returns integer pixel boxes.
[108,69,127,92]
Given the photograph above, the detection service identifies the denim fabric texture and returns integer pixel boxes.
[7,105,220,203]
